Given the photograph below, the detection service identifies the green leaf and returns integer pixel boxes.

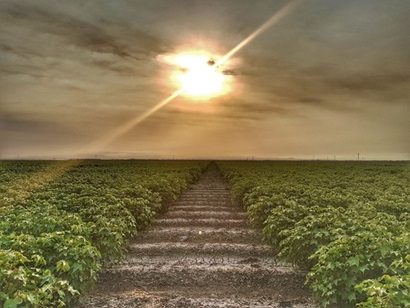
[348,256,360,267]
[56,260,70,272]
[4,298,23,308]
[379,245,389,258]
[347,292,356,302]
[71,263,83,273]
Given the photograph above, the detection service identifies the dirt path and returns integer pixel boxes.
[78,164,315,307]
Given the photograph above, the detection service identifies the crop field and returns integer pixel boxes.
[0,160,206,307]
[218,161,410,307]
[1,160,409,307]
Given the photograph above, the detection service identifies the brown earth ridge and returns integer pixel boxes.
[78,163,315,307]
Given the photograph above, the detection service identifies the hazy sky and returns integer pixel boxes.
[1,0,409,159]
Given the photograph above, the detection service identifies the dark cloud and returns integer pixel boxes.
[89,59,139,76]
[286,96,359,112]
[0,43,43,61]
[298,69,410,104]
[0,110,82,158]
[221,69,237,76]
[1,3,166,59]
[0,111,63,133]
[218,99,297,122]
[1,44,14,53]
[0,67,47,79]
[327,73,410,93]
[241,54,408,113]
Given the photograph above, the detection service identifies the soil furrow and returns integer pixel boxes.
[128,242,274,257]
[135,227,263,243]
[96,267,307,291]
[78,163,315,308]
[174,201,232,206]
[122,256,284,266]
[84,290,312,308]
[166,210,247,218]
[168,205,242,212]
[154,218,248,227]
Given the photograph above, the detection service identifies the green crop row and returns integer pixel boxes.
[0,160,206,307]
[218,161,410,307]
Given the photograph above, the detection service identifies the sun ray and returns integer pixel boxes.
[81,0,302,155]
[3,160,81,204]
[80,88,185,155]
[215,0,302,67]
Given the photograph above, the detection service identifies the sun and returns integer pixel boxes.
[161,52,231,99]
[173,54,226,98]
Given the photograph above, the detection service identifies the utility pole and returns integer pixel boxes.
[358,153,360,161]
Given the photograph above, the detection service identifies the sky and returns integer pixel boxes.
[1,0,409,160]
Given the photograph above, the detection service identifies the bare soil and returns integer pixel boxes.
[77,164,316,307]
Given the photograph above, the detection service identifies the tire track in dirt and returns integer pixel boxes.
[78,163,315,307]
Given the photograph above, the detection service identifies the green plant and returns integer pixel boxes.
[356,254,410,308]
[278,207,345,268]
[307,218,408,307]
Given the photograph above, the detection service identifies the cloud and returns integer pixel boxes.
[0,110,87,158]
[1,2,166,60]
[292,97,345,110]
[0,111,64,134]
[326,73,410,94]
[239,51,409,113]
[0,0,408,159]
[89,58,139,76]
[216,99,298,123]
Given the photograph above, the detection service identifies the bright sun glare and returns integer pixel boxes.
[174,55,224,97]
[171,54,229,99]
